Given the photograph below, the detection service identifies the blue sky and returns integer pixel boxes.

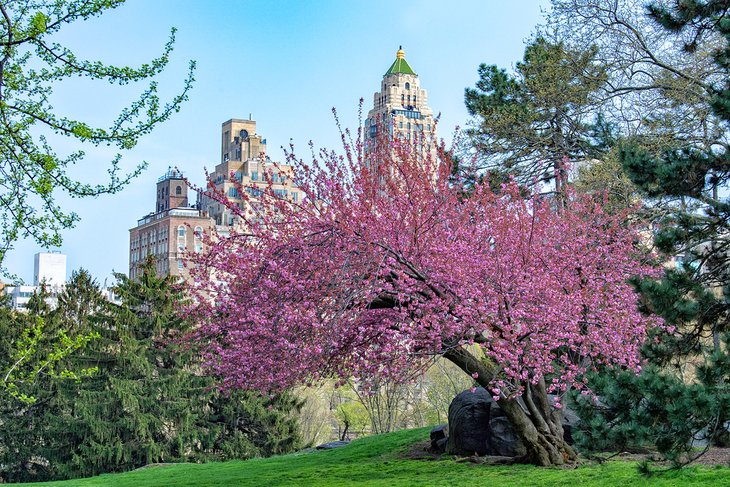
[6,0,548,284]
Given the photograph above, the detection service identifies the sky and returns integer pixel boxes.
[5,0,548,285]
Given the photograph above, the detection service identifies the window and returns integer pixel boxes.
[178,259,183,270]
[175,185,182,195]
[223,153,230,162]
[401,94,405,105]
[399,121,403,129]
[405,82,410,90]
[235,148,242,160]
[194,226,203,238]
[280,175,287,184]
[251,171,258,181]
[228,187,238,198]
[407,122,411,130]
[291,192,298,203]
[178,225,186,238]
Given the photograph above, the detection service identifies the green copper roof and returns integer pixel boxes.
[384,48,416,76]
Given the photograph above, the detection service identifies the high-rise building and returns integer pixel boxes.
[200,118,299,229]
[129,168,214,280]
[364,47,437,160]
[5,251,67,310]
[34,251,67,287]
[129,118,300,280]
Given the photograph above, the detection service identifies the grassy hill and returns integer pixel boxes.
[16,428,730,486]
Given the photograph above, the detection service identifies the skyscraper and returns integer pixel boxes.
[200,118,299,229]
[364,47,437,160]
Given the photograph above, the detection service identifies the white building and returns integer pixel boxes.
[5,251,67,311]
[34,251,67,287]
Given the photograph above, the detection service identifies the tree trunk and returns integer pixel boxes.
[443,346,577,466]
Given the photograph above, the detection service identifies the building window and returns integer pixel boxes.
[291,192,298,203]
[413,95,417,103]
[251,171,258,181]
[223,153,230,162]
[176,186,182,195]
[178,225,185,238]
[405,82,410,90]
[178,259,183,270]
[401,94,404,105]
[194,226,203,238]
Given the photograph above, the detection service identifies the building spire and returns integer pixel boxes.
[385,46,415,76]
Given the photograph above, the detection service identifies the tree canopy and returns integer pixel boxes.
[463,37,607,194]
[0,0,194,272]
[186,134,660,466]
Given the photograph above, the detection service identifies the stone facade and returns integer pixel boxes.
[129,169,214,280]
[364,47,437,161]
[200,118,299,229]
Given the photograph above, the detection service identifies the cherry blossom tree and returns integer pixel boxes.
[185,127,661,466]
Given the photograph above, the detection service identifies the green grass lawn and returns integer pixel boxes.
[15,428,730,486]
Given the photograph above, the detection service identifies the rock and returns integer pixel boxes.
[435,437,448,453]
[430,424,449,451]
[446,388,578,457]
[316,441,350,450]
[430,424,448,441]
[446,388,493,456]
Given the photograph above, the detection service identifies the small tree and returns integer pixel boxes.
[187,134,660,466]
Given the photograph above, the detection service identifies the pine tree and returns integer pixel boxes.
[0,259,302,482]
[573,0,730,466]
[463,37,607,196]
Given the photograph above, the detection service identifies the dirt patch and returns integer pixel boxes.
[401,441,730,468]
[401,440,445,461]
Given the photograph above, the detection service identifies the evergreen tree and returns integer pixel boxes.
[0,283,97,482]
[0,260,302,482]
[573,0,730,466]
[463,37,607,196]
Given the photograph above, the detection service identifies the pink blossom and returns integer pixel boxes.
[183,126,663,400]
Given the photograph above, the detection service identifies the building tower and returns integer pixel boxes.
[129,169,214,280]
[201,118,299,229]
[34,251,67,287]
[364,47,437,159]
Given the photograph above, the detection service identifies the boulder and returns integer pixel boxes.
[316,440,350,450]
[446,388,493,456]
[430,424,449,453]
[446,388,578,457]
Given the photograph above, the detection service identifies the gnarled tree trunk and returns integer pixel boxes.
[443,346,577,466]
